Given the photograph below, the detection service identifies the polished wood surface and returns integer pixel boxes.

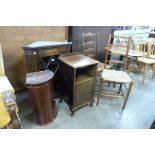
[23,41,72,73]
[23,41,72,50]
[59,54,99,69]
[26,71,56,125]
[26,70,54,84]
[58,53,98,116]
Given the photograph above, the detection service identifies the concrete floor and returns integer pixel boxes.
[16,71,155,129]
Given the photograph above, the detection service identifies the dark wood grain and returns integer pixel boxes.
[23,41,72,73]
[68,26,113,62]
[58,53,98,115]
[26,71,57,125]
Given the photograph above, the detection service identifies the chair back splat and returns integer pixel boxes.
[105,34,131,70]
[82,32,99,60]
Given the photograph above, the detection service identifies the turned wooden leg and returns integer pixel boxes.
[143,64,148,84]
[122,81,133,110]
[96,78,103,106]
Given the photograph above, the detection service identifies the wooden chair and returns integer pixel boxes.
[82,32,98,60]
[82,32,105,73]
[133,38,155,83]
[147,38,155,59]
[104,34,132,70]
[96,34,133,110]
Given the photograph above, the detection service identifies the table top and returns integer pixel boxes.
[128,49,144,57]
[107,46,144,57]
[59,54,99,69]
[23,41,72,50]
[26,70,54,84]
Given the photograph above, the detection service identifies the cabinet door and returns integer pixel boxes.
[74,79,94,108]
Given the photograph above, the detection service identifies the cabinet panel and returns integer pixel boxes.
[74,79,94,108]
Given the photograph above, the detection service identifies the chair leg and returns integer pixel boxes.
[122,81,133,110]
[127,64,131,74]
[152,64,155,79]
[96,78,103,106]
[118,83,122,94]
[143,64,148,84]
[127,62,133,74]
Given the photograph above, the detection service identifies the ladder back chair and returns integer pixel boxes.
[96,34,133,110]
[82,32,99,60]
[82,32,105,74]
[104,34,131,70]
[147,38,155,59]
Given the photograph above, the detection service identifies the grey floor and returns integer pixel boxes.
[16,71,155,129]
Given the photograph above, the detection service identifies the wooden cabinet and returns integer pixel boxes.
[26,70,57,125]
[58,54,98,116]
[23,41,72,73]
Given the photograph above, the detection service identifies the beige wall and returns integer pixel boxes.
[0,26,66,91]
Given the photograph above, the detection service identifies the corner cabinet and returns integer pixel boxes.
[23,41,72,73]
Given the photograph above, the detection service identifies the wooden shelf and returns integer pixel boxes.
[75,74,94,85]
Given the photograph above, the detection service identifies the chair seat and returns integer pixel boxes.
[137,57,155,64]
[102,69,132,83]
[148,55,155,59]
